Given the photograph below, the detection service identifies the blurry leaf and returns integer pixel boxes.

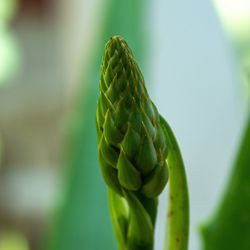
[212,0,250,96]
[0,231,29,250]
[213,0,250,42]
[45,1,148,250]
[0,0,18,22]
[0,0,19,85]
[201,114,250,250]
[201,3,250,249]
[0,30,19,85]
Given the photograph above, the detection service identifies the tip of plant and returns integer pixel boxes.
[109,35,125,42]
[103,35,133,63]
[106,35,128,49]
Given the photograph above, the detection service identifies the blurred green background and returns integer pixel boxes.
[0,1,249,250]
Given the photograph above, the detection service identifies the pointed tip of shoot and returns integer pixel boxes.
[106,35,129,51]
[104,35,131,61]
[102,35,137,79]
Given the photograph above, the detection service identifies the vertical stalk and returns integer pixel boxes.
[108,189,128,250]
[160,117,189,250]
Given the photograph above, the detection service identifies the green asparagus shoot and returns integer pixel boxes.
[96,35,189,250]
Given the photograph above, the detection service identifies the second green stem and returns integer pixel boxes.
[161,116,189,250]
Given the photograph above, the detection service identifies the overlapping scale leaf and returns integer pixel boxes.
[96,35,168,198]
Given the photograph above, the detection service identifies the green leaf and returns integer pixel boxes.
[201,114,250,250]
[117,150,142,191]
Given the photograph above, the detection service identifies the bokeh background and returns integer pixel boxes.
[0,0,249,250]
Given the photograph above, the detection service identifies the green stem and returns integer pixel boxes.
[108,189,155,250]
[160,116,189,250]
[108,189,128,250]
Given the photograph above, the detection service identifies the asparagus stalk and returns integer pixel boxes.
[96,36,189,250]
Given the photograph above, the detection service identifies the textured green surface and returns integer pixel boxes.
[97,36,168,199]
[160,117,189,250]
[45,1,148,250]
[201,114,250,250]
[96,36,169,250]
